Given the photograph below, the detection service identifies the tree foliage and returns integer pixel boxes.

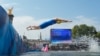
[96,32,100,39]
[72,24,97,38]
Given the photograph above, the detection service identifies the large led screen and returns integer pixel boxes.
[50,29,72,44]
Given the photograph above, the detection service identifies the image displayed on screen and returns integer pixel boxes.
[50,29,72,43]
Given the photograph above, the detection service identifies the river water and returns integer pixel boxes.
[20,51,100,56]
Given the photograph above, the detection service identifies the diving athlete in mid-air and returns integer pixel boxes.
[26,18,72,30]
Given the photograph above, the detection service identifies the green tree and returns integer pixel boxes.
[96,32,100,39]
[72,25,80,38]
[72,24,97,38]
[88,26,97,37]
[79,24,89,36]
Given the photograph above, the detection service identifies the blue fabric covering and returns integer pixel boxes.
[0,6,28,56]
[40,19,56,29]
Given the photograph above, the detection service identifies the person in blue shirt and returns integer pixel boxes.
[26,18,72,30]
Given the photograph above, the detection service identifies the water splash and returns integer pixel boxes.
[88,38,100,52]
[77,36,100,52]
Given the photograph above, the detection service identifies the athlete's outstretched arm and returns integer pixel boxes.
[26,18,72,30]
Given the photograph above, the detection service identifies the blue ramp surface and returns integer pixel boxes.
[0,6,28,56]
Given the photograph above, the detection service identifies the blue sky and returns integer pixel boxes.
[1,0,100,39]
[1,0,100,19]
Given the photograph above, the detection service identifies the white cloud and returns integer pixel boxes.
[13,16,39,39]
[13,16,100,40]
[74,16,100,31]
[0,0,3,2]
[1,1,17,8]
[0,1,20,12]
